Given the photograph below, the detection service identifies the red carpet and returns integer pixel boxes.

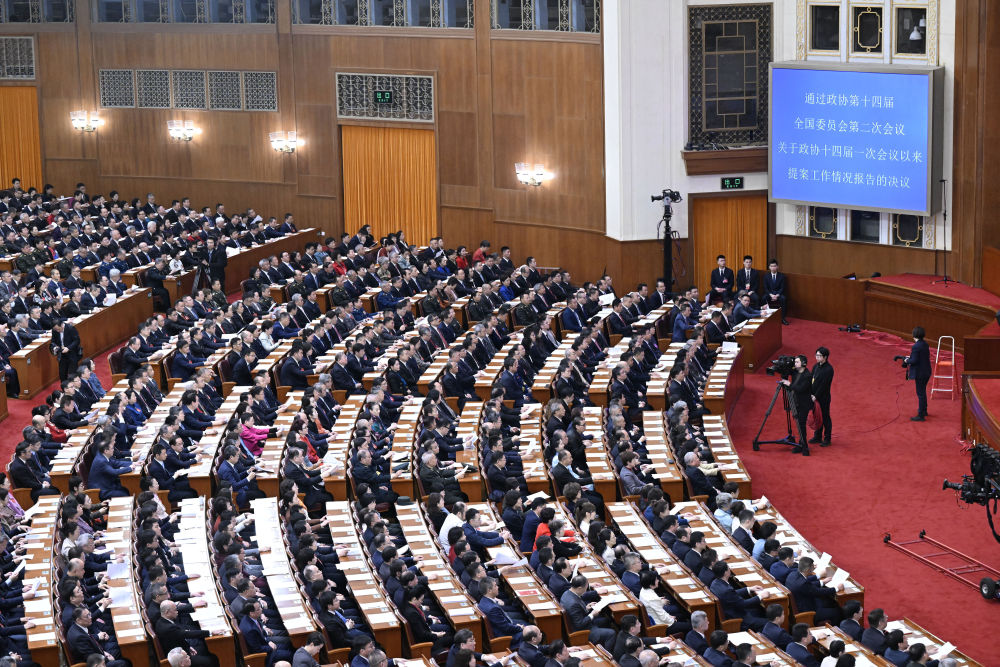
[872,273,1000,310]
[727,319,995,663]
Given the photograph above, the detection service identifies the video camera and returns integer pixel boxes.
[765,355,796,378]
[943,444,1000,506]
[893,355,910,369]
[651,189,683,203]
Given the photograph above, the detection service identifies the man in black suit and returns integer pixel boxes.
[738,255,761,307]
[784,624,820,667]
[709,255,735,304]
[9,441,60,501]
[282,446,334,507]
[760,604,794,650]
[762,259,788,324]
[904,326,932,421]
[684,611,710,655]
[682,451,718,506]
[861,608,888,654]
[838,600,864,641]
[618,636,643,667]
[204,236,228,290]
[121,337,149,377]
[731,510,755,553]
[280,346,312,390]
[559,575,615,646]
[709,562,768,631]
[50,319,82,381]
[517,626,550,667]
[67,606,128,667]
[542,640,581,667]
[154,600,219,666]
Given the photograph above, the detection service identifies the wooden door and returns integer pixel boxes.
[691,193,768,297]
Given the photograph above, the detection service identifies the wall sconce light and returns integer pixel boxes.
[167,120,199,141]
[515,163,553,187]
[269,131,302,154]
[70,110,103,132]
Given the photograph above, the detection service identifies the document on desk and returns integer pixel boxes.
[493,548,526,566]
[932,643,955,660]
[815,551,833,573]
[829,568,850,588]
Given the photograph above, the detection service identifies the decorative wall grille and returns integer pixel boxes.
[99,68,275,111]
[336,72,434,122]
[136,69,171,108]
[99,69,135,107]
[243,71,278,111]
[0,37,35,80]
[172,70,207,109]
[208,70,243,110]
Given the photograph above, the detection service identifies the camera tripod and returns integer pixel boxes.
[752,381,800,450]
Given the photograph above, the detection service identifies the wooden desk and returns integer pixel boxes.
[725,630,799,666]
[10,288,154,398]
[396,504,485,646]
[699,416,753,499]
[325,501,403,657]
[174,497,235,667]
[883,618,982,666]
[606,503,718,633]
[701,348,744,419]
[465,502,564,642]
[252,498,319,645]
[105,497,151,667]
[22,497,61,667]
[673,501,791,622]
[733,309,783,371]
[749,503,864,610]
[812,625,892,666]
[639,413,687,504]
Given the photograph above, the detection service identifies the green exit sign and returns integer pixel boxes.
[720,176,744,190]
[374,90,393,105]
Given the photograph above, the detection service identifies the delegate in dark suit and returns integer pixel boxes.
[50,322,82,381]
[155,616,217,667]
[785,642,819,667]
[709,266,735,301]
[762,269,787,319]
[905,330,932,420]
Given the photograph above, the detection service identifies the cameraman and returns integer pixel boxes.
[905,326,932,421]
[781,355,813,456]
[810,346,834,447]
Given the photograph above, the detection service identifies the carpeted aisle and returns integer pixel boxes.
[0,348,116,466]
[727,319,994,663]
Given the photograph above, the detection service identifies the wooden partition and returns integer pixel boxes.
[0,85,43,190]
[982,247,1000,298]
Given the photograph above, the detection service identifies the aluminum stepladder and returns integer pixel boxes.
[931,335,955,400]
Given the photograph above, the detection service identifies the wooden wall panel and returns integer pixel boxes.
[982,247,1000,298]
[489,39,605,232]
[785,273,866,325]
[776,234,939,278]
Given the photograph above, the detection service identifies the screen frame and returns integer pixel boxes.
[767,60,944,217]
